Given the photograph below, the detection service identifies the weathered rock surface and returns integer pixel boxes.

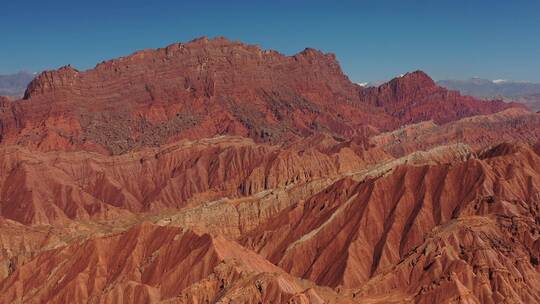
[1,140,539,303]
[370,108,540,157]
[0,221,358,304]
[0,135,371,225]
[240,142,540,302]
[0,111,539,303]
[0,37,515,154]
[356,216,540,304]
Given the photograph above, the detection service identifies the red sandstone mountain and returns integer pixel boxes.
[0,37,539,304]
[360,71,522,125]
[0,37,515,154]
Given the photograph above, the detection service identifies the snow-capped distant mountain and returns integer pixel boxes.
[438,78,540,98]
[438,78,540,111]
[0,71,36,98]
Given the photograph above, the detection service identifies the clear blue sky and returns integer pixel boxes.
[2,0,539,82]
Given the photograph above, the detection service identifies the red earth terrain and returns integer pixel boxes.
[0,37,539,303]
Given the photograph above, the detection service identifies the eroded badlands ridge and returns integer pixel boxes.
[0,37,539,304]
[1,114,540,303]
[1,130,540,303]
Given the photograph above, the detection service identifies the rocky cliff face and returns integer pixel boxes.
[0,37,538,303]
[0,37,514,154]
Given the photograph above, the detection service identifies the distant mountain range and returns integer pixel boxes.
[0,71,36,98]
[437,78,540,111]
